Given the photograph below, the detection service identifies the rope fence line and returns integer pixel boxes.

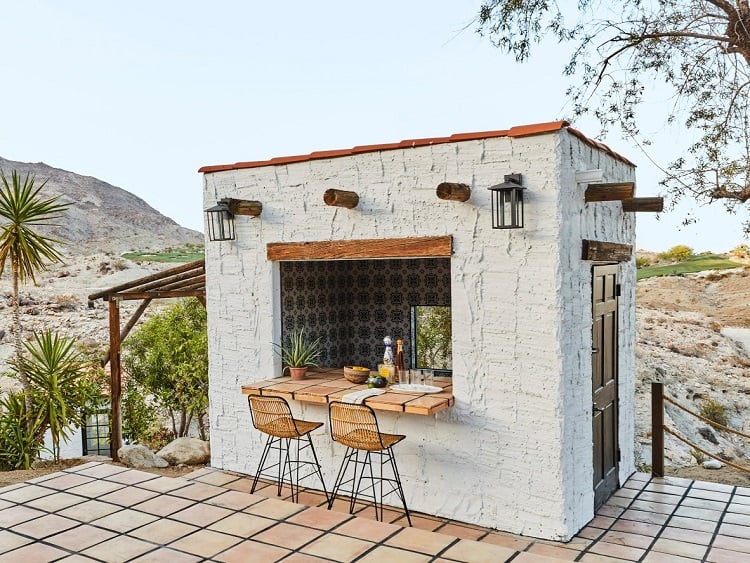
[663,395,750,440]
[663,425,750,474]
[651,381,750,477]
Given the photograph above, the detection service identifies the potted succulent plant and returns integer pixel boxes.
[273,328,323,380]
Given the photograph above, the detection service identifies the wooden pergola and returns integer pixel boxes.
[87,259,206,460]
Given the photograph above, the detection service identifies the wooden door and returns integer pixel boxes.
[592,264,619,509]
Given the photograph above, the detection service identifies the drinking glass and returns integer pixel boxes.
[420,369,434,386]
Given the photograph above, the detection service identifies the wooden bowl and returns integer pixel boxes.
[344,366,370,384]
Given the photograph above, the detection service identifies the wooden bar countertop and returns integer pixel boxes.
[241,368,453,416]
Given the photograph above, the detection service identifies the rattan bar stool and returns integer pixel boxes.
[247,395,329,504]
[327,400,412,525]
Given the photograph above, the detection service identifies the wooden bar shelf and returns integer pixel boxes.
[242,369,453,416]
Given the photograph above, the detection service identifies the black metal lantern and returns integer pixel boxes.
[205,198,235,241]
[488,174,525,229]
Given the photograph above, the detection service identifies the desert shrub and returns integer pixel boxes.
[730,244,749,258]
[657,245,694,262]
[691,448,707,464]
[700,399,728,427]
[51,294,81,311]
[112,259,128,271]
[0,392,46,470]
[635,256,651,268]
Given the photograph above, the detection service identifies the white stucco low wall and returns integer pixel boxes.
[202,126,636,540]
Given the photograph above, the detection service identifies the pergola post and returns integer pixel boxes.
[109,297,122,461]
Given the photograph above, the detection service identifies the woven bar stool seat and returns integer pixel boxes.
[248,395,329,503]
[327,400,411,525]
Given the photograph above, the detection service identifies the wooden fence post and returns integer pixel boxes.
[651,382,664,477]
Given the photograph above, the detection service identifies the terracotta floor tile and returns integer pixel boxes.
[205,489,265,511]
[0,530,31,553]
[81,535,156,562]
[588,540,646,560]
[642,483,686,496]
[718,521,750,540]
[130,518,199,544]
[287,505,352,529]
[729,494,750,506]
[222,477,257,494]
[166,481,225,501]
[652,537,709,559]
[588,514,616,528]
[526,542,580,560]
[10,513,79,539]
[52,555,101,562]
[722,511,750,527]
[207,511,277,537]
[66,479,125,498]
[212,539,292,562]
[0,484,55,503]
[691,481,734,493]
[129,547,203,562]
[667,515,719,533]
[639,491,681,505]
[433,522,486,541]
[0,542,69,563]
[90,507,159,532]
[687,489,731,503]
[0,505,47,527]
[296,489,329,507]
[728,502,750,516]
[137,476,191,493]
[45,524,117,551]
[58,499,122,522]
[244,497,305,519]
[514,552,577,562]
[629,500,676,515]
[301,532,375,561]
[169,501,233,527]
[282,553,333,562]
[41,473,98,491]
[680,497,727,511]
[712,533,750,552]
[608,518,663,536]
[106,469,159,485]
[334,515,402,542]
[354,503,406,523]
[641,551,700,562]
[444,538,519,562]
[600,530,654,549]
[614,487,640,499]
[575,526,606,541]
[597,504,625,518]
[26,491,84,512]
[706,546,750,563]
[673,506,723,521]
[356,545,432,562]
[659,476,695,487]
[252,521,324,550]
[73,463,130,479]
[619,508,670,525]
[98,485,158,507]
[167,529,243,558]
[660,526,713,545]
[131,494,195,516]
[182,467,215,479]
[385,526,457,555]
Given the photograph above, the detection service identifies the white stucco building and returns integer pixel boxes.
[200,120,644,540]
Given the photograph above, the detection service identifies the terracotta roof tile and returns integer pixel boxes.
[198,120,633,172]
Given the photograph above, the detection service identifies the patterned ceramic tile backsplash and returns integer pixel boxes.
[280,258,451,368]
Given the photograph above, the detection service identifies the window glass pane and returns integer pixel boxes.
[412,306,452,371]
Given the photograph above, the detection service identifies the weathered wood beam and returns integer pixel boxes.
[582,239,633,262]
[267,236,452,261]
[109,299,122,461]
[229,199,262,217]
[323,189,359,208]
[584,182,635,203]
[622,197,664,212]
[436,182,471,202]
[101,298,152,367]
[116,290,206,300]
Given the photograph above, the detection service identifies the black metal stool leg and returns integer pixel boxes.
[251,434,275,494]
[387,446,412,526]
[305,433,330,504]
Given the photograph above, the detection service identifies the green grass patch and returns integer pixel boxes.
[122,244,204,263]
[637,253,742,280]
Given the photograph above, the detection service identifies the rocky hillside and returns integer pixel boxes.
[0,156,202,254]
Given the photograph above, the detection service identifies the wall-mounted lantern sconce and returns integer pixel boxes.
[204,198,262,242]
[488,174,525,229]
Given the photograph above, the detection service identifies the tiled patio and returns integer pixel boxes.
[0,462,749,562]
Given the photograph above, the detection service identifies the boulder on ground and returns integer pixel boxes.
[157,437,210,466]
[118,444,169,468]
[702,459,723,469]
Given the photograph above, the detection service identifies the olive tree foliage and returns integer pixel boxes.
[122,298,208,440]
[476,1,750,230]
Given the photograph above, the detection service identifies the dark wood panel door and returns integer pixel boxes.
[592,264,619,509]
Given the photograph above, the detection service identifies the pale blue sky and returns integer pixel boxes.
[1,1,744,252]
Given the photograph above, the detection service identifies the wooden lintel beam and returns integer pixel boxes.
[323,189,359,208]
[436,182,471,202]
[584,182,635,203]
[229,199,262,217]
[116,290,206,300]
[622,197,664,212]
[267,236,452,261]
[582,239,633,262]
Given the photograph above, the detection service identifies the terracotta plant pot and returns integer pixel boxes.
[288,367,308,380]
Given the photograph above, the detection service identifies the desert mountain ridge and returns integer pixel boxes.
[0,156,202,255]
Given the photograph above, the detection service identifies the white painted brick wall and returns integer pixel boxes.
[202,129,636,540]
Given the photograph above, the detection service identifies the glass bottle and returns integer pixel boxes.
[395,339,405,384]
[380,336,395,381]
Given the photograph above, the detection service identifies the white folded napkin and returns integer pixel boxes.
[341,388,386,404]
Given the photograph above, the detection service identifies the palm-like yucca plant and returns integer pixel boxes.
[0,170,71,421]
[273,328,323,371]
[0,391,46,470]
[17,330,96,462]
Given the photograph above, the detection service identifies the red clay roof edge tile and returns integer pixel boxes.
[197,120,633,172]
